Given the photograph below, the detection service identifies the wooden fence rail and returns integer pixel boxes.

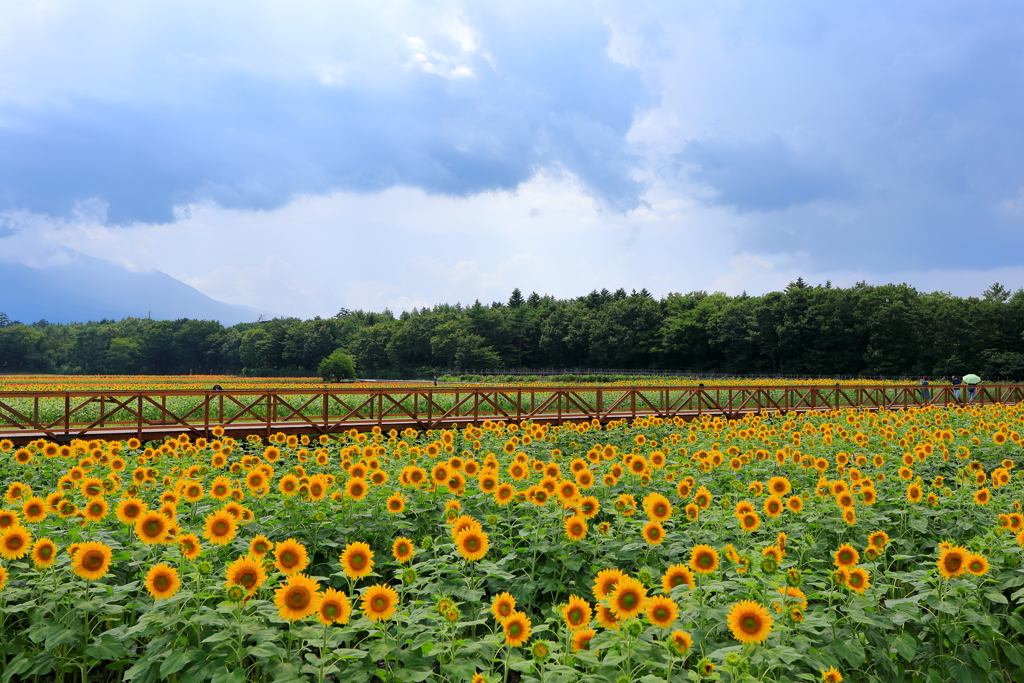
[0,384,1020,444]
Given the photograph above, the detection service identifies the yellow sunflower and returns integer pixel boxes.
[570,628,596,652]
[662,563,695,593]
[361,583,399,622]
[726,600,773,644]
[609,576,648,620]
[502,610,532,647]
[689,545,720,575]
[72,541,112,580]
[642,520,665,545]
[275,538,310,576]
[392,537,415,564]
[564,515,587,542]
[455,527,489,562]
[491,592,516,621]
[646,595,679,628]
[225,554,267,595]
[339,541,374,579]
[561,595,592,631]
[31,537,58,568]
[937,545,969,579]
[0,525,32,560]
[592,568,626,601]
[274,574,322,621]
[145,563,181,600]
[317,587,352,625]
[202,509,237,546]
[833,544,859,568]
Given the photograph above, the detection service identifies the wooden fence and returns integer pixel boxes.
[0,384,1020,444]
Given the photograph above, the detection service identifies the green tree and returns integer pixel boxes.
[318,348,357,381]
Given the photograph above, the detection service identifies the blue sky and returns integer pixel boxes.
[2,0,1023,317]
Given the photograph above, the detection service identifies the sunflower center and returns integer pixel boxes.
[323,603,339,618]
[372,596,387,611]
[83,552,102,569]
[288,587,310,608]
[282,552,297,567]
[508,623,522,637]
[238,570,256,587]
[351,554,366,568]
[741,615,760,633]
[214,521,228,535]
[569,608,583,624]
[698,555,712,569]
[465,538,479,551]
[7,537,23,550]
[155,575,169,590]
[620,592,638,609]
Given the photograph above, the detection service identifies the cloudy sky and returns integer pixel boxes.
[2,0,1023,318]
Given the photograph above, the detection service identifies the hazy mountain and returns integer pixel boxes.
[0,250,274,326]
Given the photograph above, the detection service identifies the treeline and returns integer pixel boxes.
[2,280,1023,379]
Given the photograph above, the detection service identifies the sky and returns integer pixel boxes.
[2,0,1023,318]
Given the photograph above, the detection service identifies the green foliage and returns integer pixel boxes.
[318,349,357,382]
[3,280,1024,378]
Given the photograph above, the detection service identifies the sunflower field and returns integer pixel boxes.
[1,403,1023,683]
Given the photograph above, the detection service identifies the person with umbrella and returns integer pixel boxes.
[963,373,981,402]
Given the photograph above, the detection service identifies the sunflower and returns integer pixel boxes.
[821,666,844,682]
[763,496,784,518]
[833,544,859,568]
[346,478,368,501]
[845,567,870,594]
[786,496,803,513]
[225,554,267,594]
[179,533,202,560]
[31,537,58,568]
[906,483,923,503]
[72,541,112,580]
[578,496,600,519]
[339,541,374,579]
[726,599,773,644]
[0,565,7,590]
[361,583,399,622]
[564,515,587,542]
[662,563,695,593]
[562,595,592,631]
[689,545,720,574]
[22,497,47,523]
[249,535,273,558]
[669,629,693,655]
[937,545,969,579]
[145,563,181,600]
[609,576,648,620]
[201,509,237,547]
[491,592,516,621]
[966,553,990,576]
[592,568,626,601]
[646,595,679,628]
[275,574,322,621]
[570,628,596,652]
[0,526,32,560]
[455,527,489,562]
[114,497,146,525]
[642,520,665,545]
[974,488,991,506]
[275,538,310,575]
[643,493,672,522]
[494,483,516,505]
[386,494,406,514]
[392,537,415,564]
[868,531,889,549]
[0,510,21,529]
[317,587,352,625]
[502,611,532,646]
[768,476,791,496]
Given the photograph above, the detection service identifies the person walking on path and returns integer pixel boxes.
[951,375,962,401]
[919,377,930,402]
[964,373,981,402]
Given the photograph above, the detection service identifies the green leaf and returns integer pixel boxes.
[985,592,1008,605]
[946,659,985,683]
[161,650,194,678]
[893,634,917,662]
[833,638,866,667]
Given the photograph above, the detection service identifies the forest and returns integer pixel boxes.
[1,280,1023,380]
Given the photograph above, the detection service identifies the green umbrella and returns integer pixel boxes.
[963,374,981,385]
